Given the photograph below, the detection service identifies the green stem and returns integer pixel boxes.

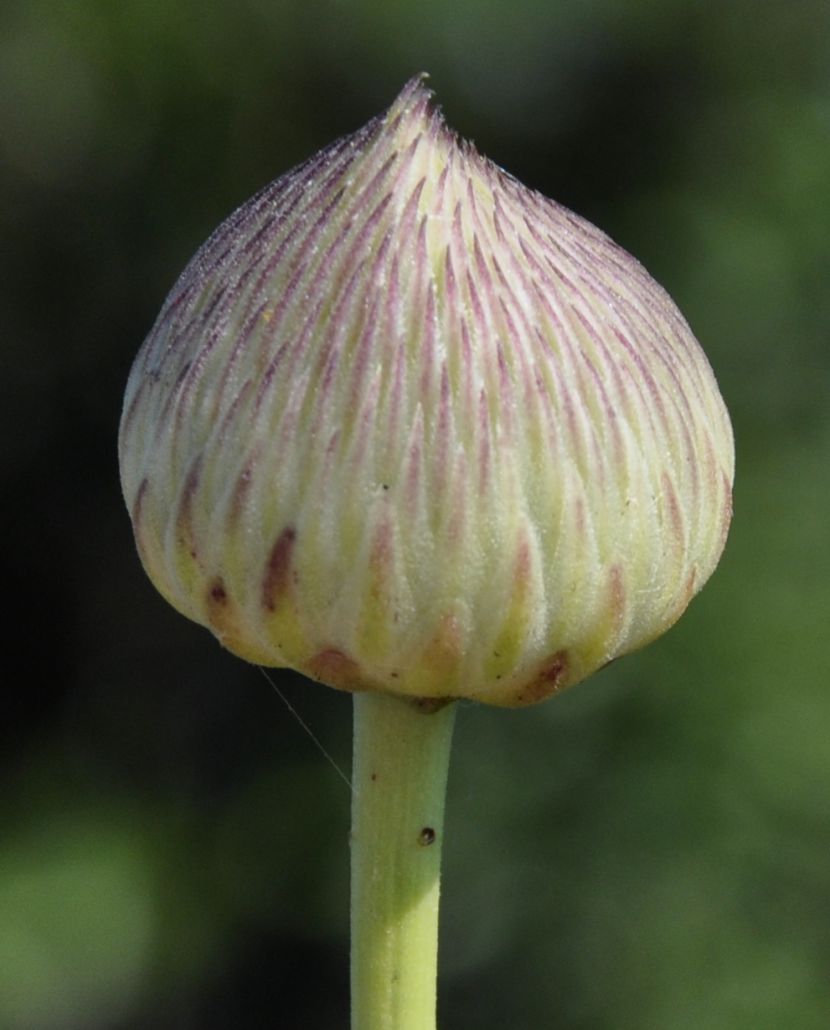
[350,692,457,1030]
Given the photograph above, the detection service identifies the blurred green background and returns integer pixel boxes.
[2,1,829,1027]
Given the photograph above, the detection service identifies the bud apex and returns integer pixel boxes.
[119,76,734,706]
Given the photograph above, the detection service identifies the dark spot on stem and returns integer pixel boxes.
[418,827,436,846]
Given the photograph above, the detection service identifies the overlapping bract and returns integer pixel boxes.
[119,77,734,705]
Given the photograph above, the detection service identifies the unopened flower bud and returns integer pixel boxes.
[119,76,734,706]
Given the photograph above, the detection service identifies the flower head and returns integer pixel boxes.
[119,76,734,706]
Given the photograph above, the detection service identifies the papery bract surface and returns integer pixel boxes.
[119,77,734,705]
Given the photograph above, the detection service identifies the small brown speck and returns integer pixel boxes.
[411,697,453,714]
[418,827,436,846]
[175,457,203,563]
[206,576,235,638]
[132,477,149,526]
[306,648,363,691]
[262,526,296,611]
[517,649,570,705]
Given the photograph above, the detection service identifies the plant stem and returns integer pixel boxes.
[350,692,457,1030]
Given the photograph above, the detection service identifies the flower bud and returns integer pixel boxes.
[119,76,734,706]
